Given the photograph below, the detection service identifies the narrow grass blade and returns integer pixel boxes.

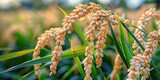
[151,60,160,75]
[73,23,89,45]
[107,17,129,68]
[41,48,52,54]
[120,20,145,51]
[107,34,114,43]
[57,6,68,16]
[0,46,86,75]
[74,57,85,78]
[19,62,52,80]
[0,49,34,61]
[0,55,51,75]
[126,32,134,57]
[127,31,133,51]
[91,62,98,80]
[60,65,76,80]
[131,25,148,35]
[98,65,107,80]
[93,50,107,80]
[149,76,153,80]
[106,74,110,80]
[70,40,85,78]
[116,73,120,80]
[118,19,131,65]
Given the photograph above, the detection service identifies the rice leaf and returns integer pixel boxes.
[98,64,107,80]
[74,23,89,45]
[151,60,160,75]
[57,6,68,16]
[106,74,110,80]
[116,73,120,80]
[126,31,134,57]
[74,57,85,77]
[118,19,131,65]
[60,65,76,80]
[19,62,52,80]
[91,62,98,80]
[0,46,86,75]
[107,17,129,68]
[93,50,107,80]
[131,25,148,35]
[126,31,133,52]
[70,40,85,78]
[0,49,34,61]
[0,55,51,75]
[120,21,145,51]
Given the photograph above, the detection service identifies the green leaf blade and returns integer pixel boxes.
[57,6,68,16]
[0,49,34,61]
[74,23,89,46]
[120,21,145,51]
[60,65,76,80]
[74,57,85,78]
[19,62,52,80]
[118,19,131,65]
[0,46,86,75]
[107,17,129,68]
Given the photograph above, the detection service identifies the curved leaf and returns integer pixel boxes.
[0,49,34,61]
[57,6,68,16]
[60,65,76,80]
[70,40,85,78]
[19,62,52,80]
[120,21,145,51]
[118,18,131,65]
[0,46,86,75]
[107,17,129,68]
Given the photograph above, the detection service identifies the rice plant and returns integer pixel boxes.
[0,2,160,80]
